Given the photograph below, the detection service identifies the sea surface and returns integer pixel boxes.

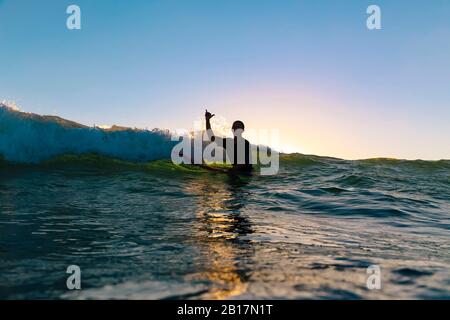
[1,154,449,299]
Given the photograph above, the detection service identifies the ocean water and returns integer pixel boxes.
[1,155,449,300]
[1,105,450,299]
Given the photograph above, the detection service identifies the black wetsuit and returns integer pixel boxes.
[215,136,253,173]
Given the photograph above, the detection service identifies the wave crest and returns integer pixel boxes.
[0,104,176,164]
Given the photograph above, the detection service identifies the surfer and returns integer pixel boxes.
[205,109,253,173]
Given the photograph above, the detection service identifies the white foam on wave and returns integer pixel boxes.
[0,100,20,111]
[0,103,177,164]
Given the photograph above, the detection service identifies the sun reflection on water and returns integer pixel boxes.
[185,174,253,299]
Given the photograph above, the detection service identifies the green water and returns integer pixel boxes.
[0,154,449,299]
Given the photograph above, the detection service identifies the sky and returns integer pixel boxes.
[0,0,449,160]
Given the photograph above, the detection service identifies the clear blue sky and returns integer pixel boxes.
[1,0,449,159]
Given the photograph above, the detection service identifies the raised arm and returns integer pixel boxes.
[205,109,215,141]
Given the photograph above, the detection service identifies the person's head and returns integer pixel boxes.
[232,120,245,136]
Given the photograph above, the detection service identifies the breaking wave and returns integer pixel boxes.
[0,103,176,164]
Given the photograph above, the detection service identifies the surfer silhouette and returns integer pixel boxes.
[205,109,252,173]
